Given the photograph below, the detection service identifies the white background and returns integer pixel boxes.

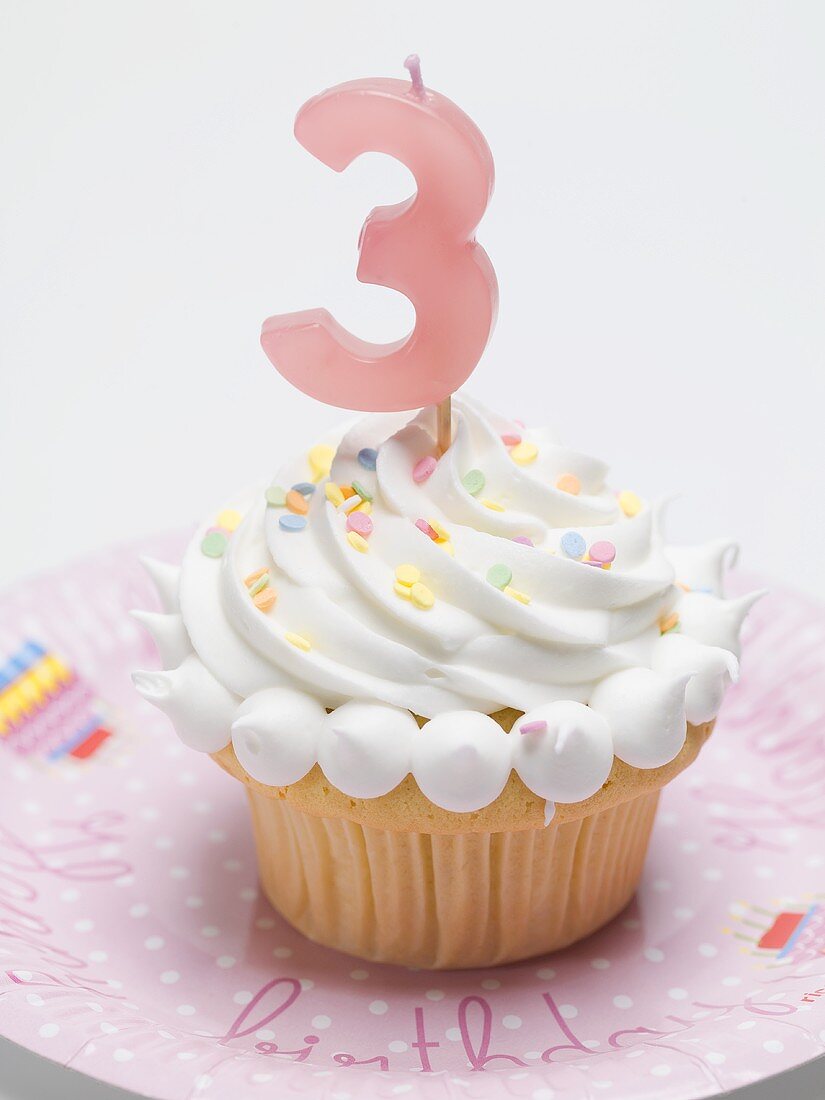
[1,6,824,1097]
[2,1,825,596]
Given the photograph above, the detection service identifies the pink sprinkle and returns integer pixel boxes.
[589,540,617,565]
[415,518,439,540]
[413,456,437,483]
[520,720,547,735]
[347,511,373,538]
[513,536,534,547]
[501,433,522,447]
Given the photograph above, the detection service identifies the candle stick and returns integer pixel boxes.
[261,59,498,442]
[436,396,452,455]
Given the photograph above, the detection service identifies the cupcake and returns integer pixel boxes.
[132,395,759,969]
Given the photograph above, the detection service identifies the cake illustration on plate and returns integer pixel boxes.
[132,63,761,968]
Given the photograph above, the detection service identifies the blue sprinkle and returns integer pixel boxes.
[560,531,586,560]
[279,514,307,532]
[291,481,316,496]
[357,447,378,471]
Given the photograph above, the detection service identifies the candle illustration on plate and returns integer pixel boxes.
[260,55,498,453]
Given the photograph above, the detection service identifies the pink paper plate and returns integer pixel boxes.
[1,534,824,1100]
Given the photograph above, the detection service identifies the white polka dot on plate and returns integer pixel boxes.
[177,1005,196,1016]
[233,991,252,1005]
[651,1064,671,1077]
[312,1015,332,1029]
[613,995,633,1009]
[388,1041,408,1053]
[369,1000,388,1015]
[591,958,610,969]
[481,979,500,990]
[113,1049,134,1062]
[272,946,292,959]
[502,1015,522,1029]
[559,1004,577,1019]
[216,956,236,968]
[535,967,556,979]
[38,1023,59,1038]
[763,1040,784,1053]
[668,988,688,1000]
[160,971,179,984]
[144,936,164,950]
[425,989,444,1000]
[644,947,664,962]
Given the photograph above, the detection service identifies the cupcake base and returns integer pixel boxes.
[214,718,713,969]
[247,783,660,969]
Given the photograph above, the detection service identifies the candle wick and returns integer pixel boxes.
[404,54,425,97]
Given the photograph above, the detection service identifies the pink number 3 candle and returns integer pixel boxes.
[261,57,498,414]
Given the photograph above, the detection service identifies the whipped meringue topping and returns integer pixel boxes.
[132,396,760,818]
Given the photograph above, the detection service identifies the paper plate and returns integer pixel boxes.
[1,534,824,1100]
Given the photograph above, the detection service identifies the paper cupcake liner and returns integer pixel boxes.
[245,784,661,969]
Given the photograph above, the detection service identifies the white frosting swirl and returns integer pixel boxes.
[132,396,760,816]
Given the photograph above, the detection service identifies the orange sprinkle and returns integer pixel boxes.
[253,588,277,612]
[286,489,309,515]
[340,485,356,500]
[659,612,679,634]
[555,473,581,496]
[244,568,268,588]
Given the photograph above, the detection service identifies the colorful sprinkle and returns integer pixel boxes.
[279,514,307,532]
[325,482,345,507]
[555,473,581,496]
[291,482,316,497]
[339,494,363,514]
[416,519,439,540]
[510,441,538,466]
[395,563,421,587]
[347,530,369,553]
[462,469,486,496]
[308,444,335,481]
[201,531,227,558]
[355,499,372,515]
[286,489,309,515]
[486,563,512,590]
[561,531,586,560]
[247,573,270,597]
[340,485,356,499]
[253,588,277,612]
[358,447,378,471]
[513,536,534,547]
[589,540,616,566]
[429,518,450,542]
[520,720,547,735]
[394,581,412,600]
[619,490,642,518]
[481,498,505,512]
[659,612,679,634]
[505,585,531,604]
[216,509,242,532]
[351,480,373,503]
[410,581,435,610]
[265,485,287,507]
[347,512,373,538]
[285,632,311,652]
[244,568,268,587]
[412,456,437,484]
[501,433,522,447]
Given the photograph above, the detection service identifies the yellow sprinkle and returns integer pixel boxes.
[325,482,345,507]
[619,490,642,518]
[394,580,413,600]
[308,444,335,481]
[285,632,311,652]
[504,585,531,605]
[395,563,421,587]
[510,441,538,466]
[428,518,450,542]
[355,499,373,514]
[410,581,435,609]
[347,530,369,553]
[440,540,455,556]
[481,498,505,512]
[217,509,242,532]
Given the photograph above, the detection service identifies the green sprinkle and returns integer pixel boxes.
[248,573,270,597]
[351,480,373,503]
[462,469,486,496]
[201,531,228,559]
[265,484,287,507]
[486,563,513,590]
